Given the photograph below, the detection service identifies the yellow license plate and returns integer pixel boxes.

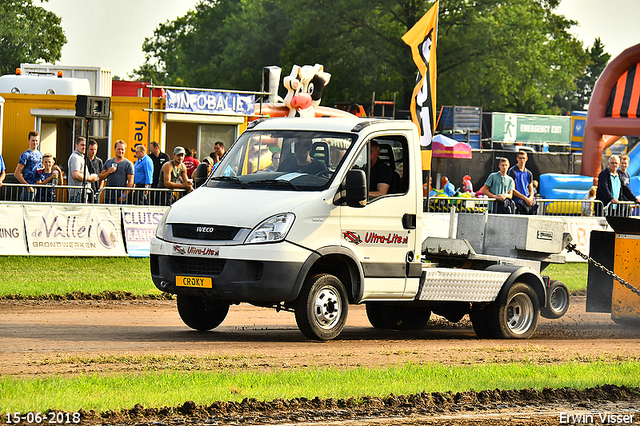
[176,276,212,288]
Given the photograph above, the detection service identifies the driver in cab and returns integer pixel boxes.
[277,139,327,174]
[369,140,393,198]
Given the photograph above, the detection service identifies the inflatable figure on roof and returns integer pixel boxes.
[283,64,331,118]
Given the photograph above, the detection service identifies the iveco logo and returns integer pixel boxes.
[197,226,215,233]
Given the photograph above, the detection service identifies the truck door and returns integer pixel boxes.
[340,134,418,300]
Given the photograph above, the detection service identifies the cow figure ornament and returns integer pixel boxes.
[283,64,331,118]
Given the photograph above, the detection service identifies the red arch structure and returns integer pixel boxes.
[583,43,640,177]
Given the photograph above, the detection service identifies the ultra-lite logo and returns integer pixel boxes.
[343,231,363,245]
[172,244,219,256]
[197,226,215,233]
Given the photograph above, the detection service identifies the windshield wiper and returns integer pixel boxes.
[210,175,247,188]
[247,179,301,191]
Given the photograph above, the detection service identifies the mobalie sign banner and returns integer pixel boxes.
[165,89,255,115]
[492,113,571,145]
[24,205,127,256]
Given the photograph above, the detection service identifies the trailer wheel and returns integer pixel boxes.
[490,282,540,339]
[294,273,348,341]
[381,305,432,330]
[469,305,493,338]
[177,295,230,331]
[541,280,570,319]
[365,304,387,328]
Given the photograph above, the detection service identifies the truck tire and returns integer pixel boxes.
[489,282,540,339]
[294,273,348,341]
[177,295,230,331]
[541,280,570,319]
[469,305,493,339]
[381,305,431,330]
[365,304,387,329]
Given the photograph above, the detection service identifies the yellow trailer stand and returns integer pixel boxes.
[587,216,640,322]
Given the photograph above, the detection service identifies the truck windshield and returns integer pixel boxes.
[206,130,356,191]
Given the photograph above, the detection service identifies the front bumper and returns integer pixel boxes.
[150,238,312,302]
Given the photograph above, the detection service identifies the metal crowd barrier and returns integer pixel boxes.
[0,183,189,206]
[601,201,640,218]
[538,198,603,217]
[426,196,490,213]
[425,196,630,218]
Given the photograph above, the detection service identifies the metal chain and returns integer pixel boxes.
[565,243,640,298]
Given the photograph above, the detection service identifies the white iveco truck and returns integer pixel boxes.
[150,117,570,340]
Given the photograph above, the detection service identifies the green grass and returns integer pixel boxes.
[1,362,639,412]
[0,256,159,297]
[0,256,589,297]
[543,262,588,293]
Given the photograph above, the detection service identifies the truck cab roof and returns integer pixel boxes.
[247,117,417,134]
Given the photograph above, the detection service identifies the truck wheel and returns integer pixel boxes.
[541,280,570,319]
[490,282,539,339]
[365,304,387,328]
[177,295,230,331]
[381,305,431,330]
[470,305,493,338]
[294,273,348,341]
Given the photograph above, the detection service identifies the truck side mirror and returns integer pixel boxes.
[344,169,367,208]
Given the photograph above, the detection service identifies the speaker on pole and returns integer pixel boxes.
[75,95,111,119]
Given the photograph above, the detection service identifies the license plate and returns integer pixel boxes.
[176,276,212,288]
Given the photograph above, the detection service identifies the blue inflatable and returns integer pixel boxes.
[539,173,594,200]
[540,173,640,200]
[626,144,640,178]
[630,176,640,197]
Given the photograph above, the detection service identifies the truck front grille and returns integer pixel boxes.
[172,224,240,241]
[175,257,226,276]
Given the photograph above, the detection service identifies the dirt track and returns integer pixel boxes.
[2,295,640,425]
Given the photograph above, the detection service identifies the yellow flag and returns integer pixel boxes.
[402,1,438,168]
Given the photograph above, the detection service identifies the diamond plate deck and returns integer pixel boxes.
[418,268,510,302]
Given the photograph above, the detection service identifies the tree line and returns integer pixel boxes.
[1,0,611,115]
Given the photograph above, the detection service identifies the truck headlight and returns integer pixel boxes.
[245,213,295,244]
[154,207,171,240]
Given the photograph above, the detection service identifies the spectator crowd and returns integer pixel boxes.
[0,130,230,205]
[0,132,638,216]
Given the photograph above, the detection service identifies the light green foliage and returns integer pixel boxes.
[133,0,591,114]
[0,0,67,75]
[554,37,611,113]
[0,256,158,297]
[543,262,588,293]
[0,257,588,297]
[2,362,639,412]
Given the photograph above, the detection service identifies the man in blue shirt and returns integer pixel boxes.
[508,150,537,214]
[133,144,154,205]
[15,130,43,201]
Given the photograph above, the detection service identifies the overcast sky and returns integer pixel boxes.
[40,0,640,80]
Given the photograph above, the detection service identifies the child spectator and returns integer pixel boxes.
[35,153,62,202]
[582,186,597,217]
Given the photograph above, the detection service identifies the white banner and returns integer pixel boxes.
[561,217,611,262]
[0,205,29,255]
[122,207,169,257]
[24,205,127,256]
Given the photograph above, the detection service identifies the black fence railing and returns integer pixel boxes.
[0,183,189,206]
